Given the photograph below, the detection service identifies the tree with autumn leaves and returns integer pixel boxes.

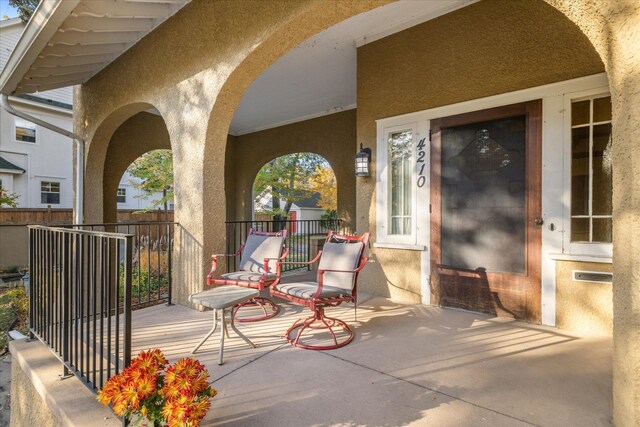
[253,153,337,221]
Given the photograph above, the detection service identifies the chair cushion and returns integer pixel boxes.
[317,241,364,291]
[221,271,277,283]
[274,282,348,300]
[239,234,285,273]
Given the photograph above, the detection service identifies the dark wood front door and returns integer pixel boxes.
[430,100,542,323]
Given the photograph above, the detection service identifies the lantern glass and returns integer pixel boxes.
[355,153,369,176]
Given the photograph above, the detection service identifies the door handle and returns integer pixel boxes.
[534,217,544,229]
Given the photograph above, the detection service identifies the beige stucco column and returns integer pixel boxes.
[545,1,640,424]
[607,6,640,427]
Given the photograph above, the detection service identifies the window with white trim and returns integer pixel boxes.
[15,119,36,143]
[388,129,413,235]
[41,181,60,204]
[117,188,127,203]
[376,122,419,247]
[570,94,612,243]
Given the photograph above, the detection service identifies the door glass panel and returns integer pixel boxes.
[571,217,590,242]
[592,123,613,215]
[571,127,590,216]
[571,100,590,126]
[592,217,612,243]
[593,96,612,122]
[440,116,526,274]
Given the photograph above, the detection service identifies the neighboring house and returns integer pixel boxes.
[254,190,325,222]
[254,191,326,234]
[0,18,74,208]
[0,17,164,211]
[117,171,167,211]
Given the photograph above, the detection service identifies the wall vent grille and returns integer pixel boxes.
[572,270,613,284]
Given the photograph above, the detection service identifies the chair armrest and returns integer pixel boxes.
[263,248,290,278]
[207,246,243,284]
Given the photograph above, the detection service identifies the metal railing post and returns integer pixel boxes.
[166,223,173,306]
[123,235,133,370]
[62,231,71,377]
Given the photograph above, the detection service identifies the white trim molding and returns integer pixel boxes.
[375,72,609,326]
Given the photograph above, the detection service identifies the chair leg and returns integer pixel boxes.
[233,297,280,322]
[285,307,354,350]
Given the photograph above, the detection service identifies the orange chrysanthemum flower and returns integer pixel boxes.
[97,350,215,425]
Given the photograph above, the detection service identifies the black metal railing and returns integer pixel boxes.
[225,219,349,273]
[70,222,175,308]
[28,225,133,391]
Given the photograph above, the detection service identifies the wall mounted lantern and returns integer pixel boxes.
[355,144,372,177]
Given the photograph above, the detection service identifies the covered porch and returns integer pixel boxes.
[1,0,638,425]
[124,293,612,425]
[10,286,612,426]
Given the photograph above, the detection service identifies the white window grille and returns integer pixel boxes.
[41,181,60,204]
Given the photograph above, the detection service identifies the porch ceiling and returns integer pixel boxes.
[0,0,190,95]
[230,0,473,135]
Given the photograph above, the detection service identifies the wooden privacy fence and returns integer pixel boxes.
[0,208,173,225]
[0,209,174,269]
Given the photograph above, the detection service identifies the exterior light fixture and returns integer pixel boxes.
[355,143,371,177]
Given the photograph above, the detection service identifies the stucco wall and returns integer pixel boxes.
[355,0,604,302]
[229,110,356,227]
[555,261,613,335]
[102,112,171,223]
[0,225,27,269]
[10,359,62,427]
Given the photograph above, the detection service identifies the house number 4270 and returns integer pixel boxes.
[416,137,426,188]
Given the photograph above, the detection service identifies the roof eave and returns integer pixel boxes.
[0,0,81,96]
[0,167,25,175]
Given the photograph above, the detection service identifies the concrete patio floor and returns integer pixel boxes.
[130,291,612,427]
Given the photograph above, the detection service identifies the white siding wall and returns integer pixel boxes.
[0,18,155,210]
[116,171,165,211]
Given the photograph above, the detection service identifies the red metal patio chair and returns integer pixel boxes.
[271,231,369,350]
[207,228,288,322]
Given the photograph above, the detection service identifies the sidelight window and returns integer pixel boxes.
[570,95,612,243]
[388,129,413,235]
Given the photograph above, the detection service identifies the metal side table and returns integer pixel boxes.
[189,286,259,364]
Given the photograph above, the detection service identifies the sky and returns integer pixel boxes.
[0,0,19,20]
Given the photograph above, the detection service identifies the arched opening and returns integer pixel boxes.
[85,106,172,224]
[252,152,337,228]
[115,149,174,219]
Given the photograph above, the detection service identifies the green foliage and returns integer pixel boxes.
[0,286,29,351]
[8,0,39,23]
[0,186,19,208]
[119,266,168,305]
[254,153,329,219]
[126,150,173,213]
[321,210,338,221]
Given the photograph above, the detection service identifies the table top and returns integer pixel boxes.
[189,286,259,309]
